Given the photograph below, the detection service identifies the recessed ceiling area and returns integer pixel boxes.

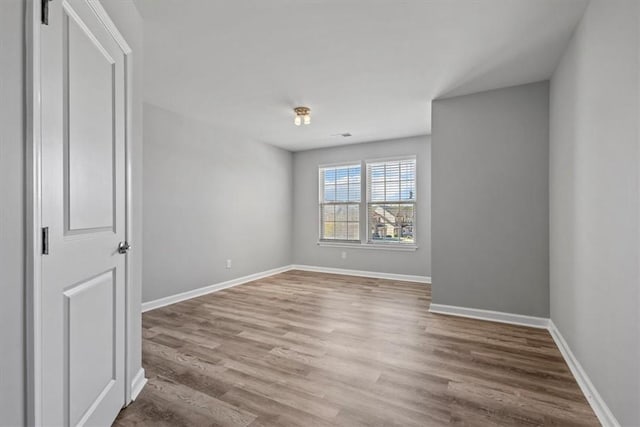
[135,0,588,151]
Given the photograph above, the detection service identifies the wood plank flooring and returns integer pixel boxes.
[114,270,599,426]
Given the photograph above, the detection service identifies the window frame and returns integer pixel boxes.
[318,162,363,243]
[365,156,417,246]
[317,156,418,251]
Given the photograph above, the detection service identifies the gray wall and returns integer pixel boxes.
[431,82,550,317]
[0,0,26,424]
[99,0,145,400]
[549,0,640,424]
[142,104,293,303]
[292,136,430,277]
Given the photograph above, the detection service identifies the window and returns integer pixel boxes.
[367,158,416,244]
[319,164,361,242]
[318,157,417,247]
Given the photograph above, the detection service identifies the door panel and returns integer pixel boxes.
[65,10,116,232]
[65,269,116,426]
[41,0,127,425]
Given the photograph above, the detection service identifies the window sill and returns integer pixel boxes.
[317,242,418,252]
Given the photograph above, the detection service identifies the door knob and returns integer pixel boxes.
[118,241,131,254]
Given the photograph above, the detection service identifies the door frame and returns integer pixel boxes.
[25,0,136,424]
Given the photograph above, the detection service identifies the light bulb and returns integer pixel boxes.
[294,115,302,126]
[304,114,311,125]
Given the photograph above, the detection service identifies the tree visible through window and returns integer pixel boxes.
[319,164,361,241]
[367,158,416,244]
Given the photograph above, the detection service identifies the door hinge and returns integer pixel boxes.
[41,0,52,25]
[42,227,49,255]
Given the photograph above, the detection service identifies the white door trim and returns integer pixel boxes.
[25,1,42,424]
[25,0,136,423]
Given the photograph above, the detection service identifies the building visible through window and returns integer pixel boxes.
[367,158,416,244]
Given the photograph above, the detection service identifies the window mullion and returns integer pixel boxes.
[361,161,366,244]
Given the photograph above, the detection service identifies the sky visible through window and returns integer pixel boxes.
[322,165,361,202]
[368,159,416,202]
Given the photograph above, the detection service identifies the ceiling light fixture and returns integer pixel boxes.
[293,106,311,126]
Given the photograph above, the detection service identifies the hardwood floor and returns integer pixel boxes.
[114,270,598,426]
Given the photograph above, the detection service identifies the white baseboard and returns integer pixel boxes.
[130,368,147,401]
[548,321,620,427]
[428,303,549,329]
[141,265,293,312]
[290,264,431,284]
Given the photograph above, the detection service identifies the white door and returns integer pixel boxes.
[40,0,128,425]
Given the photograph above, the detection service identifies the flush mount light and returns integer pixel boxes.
[293,106,311,126]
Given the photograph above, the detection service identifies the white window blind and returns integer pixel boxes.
[319,164,361,241]
[366,158,416,244]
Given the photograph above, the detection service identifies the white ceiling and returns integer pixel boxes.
[135,0,588,152]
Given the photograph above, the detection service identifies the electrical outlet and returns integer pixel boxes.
[226,259,232,269]
[341,251,347,259]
